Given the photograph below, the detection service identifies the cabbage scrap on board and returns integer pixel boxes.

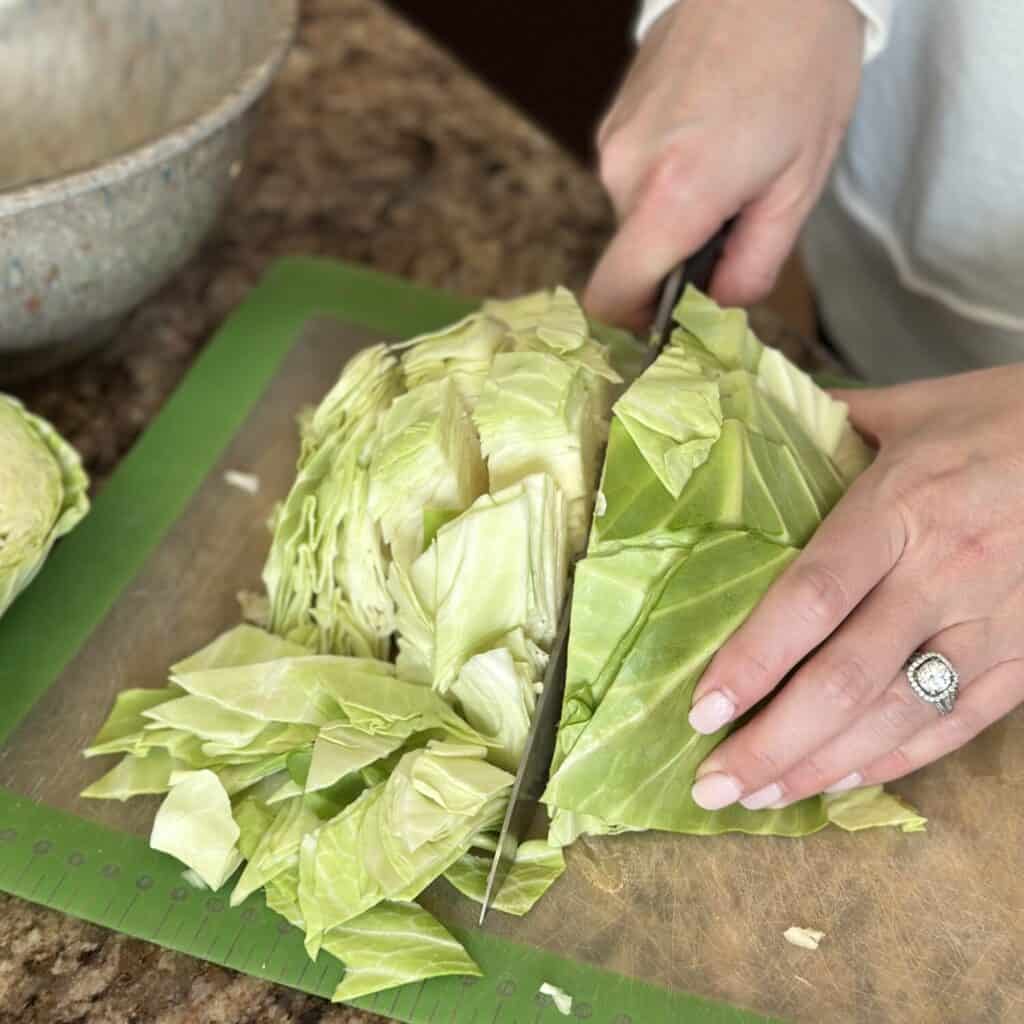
[81,286,922,1004]
[81,288,618,1002]
[542,287,923,841]
[0,394,89,622]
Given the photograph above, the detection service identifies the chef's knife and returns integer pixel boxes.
[478,224,731,924]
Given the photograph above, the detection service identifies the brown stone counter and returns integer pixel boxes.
[2,1,820,1020]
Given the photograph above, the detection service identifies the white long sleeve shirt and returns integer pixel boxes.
[636,0,1024,384]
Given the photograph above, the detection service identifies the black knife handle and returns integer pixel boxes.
[651,218,736,352]
[683,218,734,293]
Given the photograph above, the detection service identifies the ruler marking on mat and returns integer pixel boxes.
[222,924,246,965]
[28,868,49,899]
[294,956,312,989]
[11,854,37,890]
[117,893,138,928]
[59,882,80,911]
[169,912,187,946]
[389,987,404,1015]
[235,938,256,973]
[261,932,283,975]
[45,872,67,903]
[408,980,426,1019]
[191,914,209,943]
[152,904,174,941]
[203,914,231,961]
[315,957,333,994]
[203,928,221,960]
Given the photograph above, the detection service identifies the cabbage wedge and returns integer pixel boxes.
[544,287,919,839]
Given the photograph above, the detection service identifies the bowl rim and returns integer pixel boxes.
[0,0,299,217]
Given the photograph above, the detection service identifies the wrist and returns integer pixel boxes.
[634,0,892,63]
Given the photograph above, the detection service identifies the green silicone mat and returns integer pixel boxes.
[0,258,775,1024]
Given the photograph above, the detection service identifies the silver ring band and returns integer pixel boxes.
[905,651,959,715]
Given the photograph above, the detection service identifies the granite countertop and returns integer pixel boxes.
[2,1,817,1020]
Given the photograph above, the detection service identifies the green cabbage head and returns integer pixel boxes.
[0,394,89,620]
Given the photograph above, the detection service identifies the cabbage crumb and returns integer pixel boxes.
[224,469,261,494]
[539,982,573,1015]
[784,926,825,950]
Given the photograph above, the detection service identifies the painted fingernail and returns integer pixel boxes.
[691,772,743,810]
[688,691,736,734]
[824,772,863,794]
[740,782,784,811]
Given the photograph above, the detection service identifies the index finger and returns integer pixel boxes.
[687,466,907,736]
[582,159,733,330]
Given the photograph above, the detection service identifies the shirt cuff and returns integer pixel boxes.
[846,0,894,63]
[633,0,679,42]
[634,0,894,64]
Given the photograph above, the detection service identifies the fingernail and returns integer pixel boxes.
[691,772,743,810]
[689,691,736,734]
[824,772,863,794]
[740,782,784,811]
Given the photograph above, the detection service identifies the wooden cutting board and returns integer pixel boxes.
[0,257,1019,1024]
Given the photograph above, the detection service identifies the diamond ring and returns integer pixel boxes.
[905,651,959,715]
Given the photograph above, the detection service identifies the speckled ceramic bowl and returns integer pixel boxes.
[0,0,297,380]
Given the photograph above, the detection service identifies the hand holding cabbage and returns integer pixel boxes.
[686,362,1024,814]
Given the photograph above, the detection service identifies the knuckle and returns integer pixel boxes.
[876,457,929,514]
[718,643,775,699]
[877,445,969,532]
[792,753,831,790]
[857,472,909,568]
[940,706,983,744]
[875,745,915,781]
[596,127,638,205]
[794,563,850,630]
[745,746,783,780]
[645,146,685,194]
[947,530,990,573]
[644,144,703,209]
[724,742,782,786]
[820,654,875,713]
[878,691,918,735]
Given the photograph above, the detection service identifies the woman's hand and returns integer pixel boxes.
[687,365,1024,812]
[584,0,864,330]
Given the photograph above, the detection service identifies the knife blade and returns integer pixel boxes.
[478,224,732,924]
